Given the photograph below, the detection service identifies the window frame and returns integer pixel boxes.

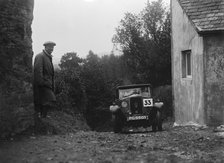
[181,50,192,78]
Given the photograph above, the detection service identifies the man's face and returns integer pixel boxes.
[45,45,55,54]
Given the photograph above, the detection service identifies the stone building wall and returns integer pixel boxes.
[204,33,224,126]
[172,0,205,125]
[0,0,34,137]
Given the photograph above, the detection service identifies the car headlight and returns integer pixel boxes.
[121,101,128,108]
[154,102,164,108]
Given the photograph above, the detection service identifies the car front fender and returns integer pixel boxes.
[109,105,120,113]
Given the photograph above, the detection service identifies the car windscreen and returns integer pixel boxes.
[118,87,151,99]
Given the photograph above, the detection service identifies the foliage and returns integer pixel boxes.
[55,52,85,114]
[54,0,172,130]
[55,50,126,129]
[112,0,171,86]
[59,52,83,70]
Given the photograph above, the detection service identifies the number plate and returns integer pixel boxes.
[143,98,153,107]
[127,115,148,121]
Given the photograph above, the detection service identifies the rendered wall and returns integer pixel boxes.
[172,0,205,125]
[204,34,224,126]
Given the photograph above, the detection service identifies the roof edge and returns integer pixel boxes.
[198,29,224,35]
[177,0,224,35]
[176,0,200,34]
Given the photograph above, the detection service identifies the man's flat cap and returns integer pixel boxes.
[43,41,56,46]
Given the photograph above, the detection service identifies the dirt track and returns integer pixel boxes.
[1,122,224,163]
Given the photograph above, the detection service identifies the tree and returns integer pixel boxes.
[112,12,144,77]
[82,51,107,107]
[141,0,171,85]
[112,0,171,86]
[101,53,126,100]
[55,52,85,113]
[59,52,83,70]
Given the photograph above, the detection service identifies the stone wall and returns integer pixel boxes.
[204,33,224,126]
[0,0,34,137]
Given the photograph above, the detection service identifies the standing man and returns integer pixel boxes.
[33,41,56,118]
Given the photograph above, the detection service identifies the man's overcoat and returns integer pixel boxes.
[33,50,56,105]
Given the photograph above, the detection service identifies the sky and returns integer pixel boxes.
[32,0,170,64]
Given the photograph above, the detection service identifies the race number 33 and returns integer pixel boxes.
[143,98,153,107]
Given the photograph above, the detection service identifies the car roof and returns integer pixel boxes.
[117,84,152,90]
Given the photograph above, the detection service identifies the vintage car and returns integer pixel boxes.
[109,84,164,133]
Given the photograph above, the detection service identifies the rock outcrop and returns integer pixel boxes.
[0,0,34,138]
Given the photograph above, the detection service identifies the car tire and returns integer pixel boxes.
[152,110,162,132]
[152,110,157,132]
[157,111,163,131]
[152,123,157,132]
[113,114,123,133]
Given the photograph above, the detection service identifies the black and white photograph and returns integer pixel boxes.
[0,0,224,162]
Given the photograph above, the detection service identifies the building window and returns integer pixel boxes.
[182,50,192,78]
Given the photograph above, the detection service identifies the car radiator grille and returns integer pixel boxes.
[130,97,143,114]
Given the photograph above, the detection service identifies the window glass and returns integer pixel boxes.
[182,50,192,78]
[118,87,151,99]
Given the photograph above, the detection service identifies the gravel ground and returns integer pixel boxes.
[1,120,224,163]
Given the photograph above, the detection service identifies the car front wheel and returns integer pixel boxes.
[113,110,124,133]
[157,111,163,131]
[113,115,123,133]
[152,110,162,132]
